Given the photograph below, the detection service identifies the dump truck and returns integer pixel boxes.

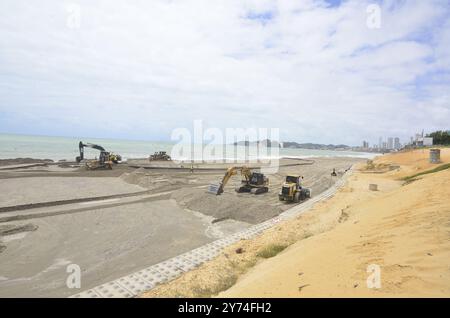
[208,166,269,195]
[278,175,311,202]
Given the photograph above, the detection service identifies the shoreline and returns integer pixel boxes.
[0,133,378,163]
[0,152,376,167]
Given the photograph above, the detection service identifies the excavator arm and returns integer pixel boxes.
[75,141,121,169]
[76,141,107,163]
[208,166,251,195]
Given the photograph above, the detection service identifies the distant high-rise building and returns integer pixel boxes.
[362,141,369,148]
[394,137,401,150]
[387,137,394,150]
[379,137,383,149]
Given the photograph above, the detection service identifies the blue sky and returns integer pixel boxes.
[324,0,344,7]
[0,0,449,145]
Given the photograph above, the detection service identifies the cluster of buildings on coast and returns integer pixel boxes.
[358,132,434,153]
[237,131,439,154]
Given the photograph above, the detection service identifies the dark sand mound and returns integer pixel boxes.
[0,158,53,166]
[172,188,282,224]
[0,223,38,254]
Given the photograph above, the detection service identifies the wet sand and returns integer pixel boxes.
[0,156,362,297]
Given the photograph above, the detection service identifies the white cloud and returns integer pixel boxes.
[0,0,449,145]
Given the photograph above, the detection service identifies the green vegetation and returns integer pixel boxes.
[427,130,450,145]
[256,244,288,259]
[191,273,239,298]
[402,163,450,182]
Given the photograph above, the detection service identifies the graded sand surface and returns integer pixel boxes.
[142,148,450,298]
[0,177,145,208]
[0,199,212,297]
[0,156,361,297]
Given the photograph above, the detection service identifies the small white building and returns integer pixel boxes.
[423,137,433,146]
[415,137,433,147]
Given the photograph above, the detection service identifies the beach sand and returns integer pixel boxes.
[142,148,450,298]
[0,156,360,297]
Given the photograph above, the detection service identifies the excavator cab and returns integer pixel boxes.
[250,173,265,185]
[236,172,269,194]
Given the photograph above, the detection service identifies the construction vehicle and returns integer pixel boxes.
[208,166,269,195]
[149,151,172,161]
[75,141,122,170]
[278,175,311,203]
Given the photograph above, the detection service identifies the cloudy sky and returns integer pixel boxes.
[0,0,449,145]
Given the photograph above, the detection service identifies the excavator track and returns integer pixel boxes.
[250,187,269,195]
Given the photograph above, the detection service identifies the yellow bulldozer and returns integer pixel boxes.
[208,166,269,195]
[278,175,311,203]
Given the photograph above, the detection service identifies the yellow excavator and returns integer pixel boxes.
[208,166,269,195]
[76,141,122,170]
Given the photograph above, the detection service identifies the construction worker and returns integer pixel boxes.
[331,168,337,177]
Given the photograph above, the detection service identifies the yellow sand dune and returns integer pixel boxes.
[221,149,450,297]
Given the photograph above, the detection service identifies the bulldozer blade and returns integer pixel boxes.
[207,184,222,195]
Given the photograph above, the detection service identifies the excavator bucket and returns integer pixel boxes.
[207,183,222,195]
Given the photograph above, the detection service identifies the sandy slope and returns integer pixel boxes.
[220,148,450,297]
[142,148,450,298]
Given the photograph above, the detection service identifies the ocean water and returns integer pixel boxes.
[0,133,377,161]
